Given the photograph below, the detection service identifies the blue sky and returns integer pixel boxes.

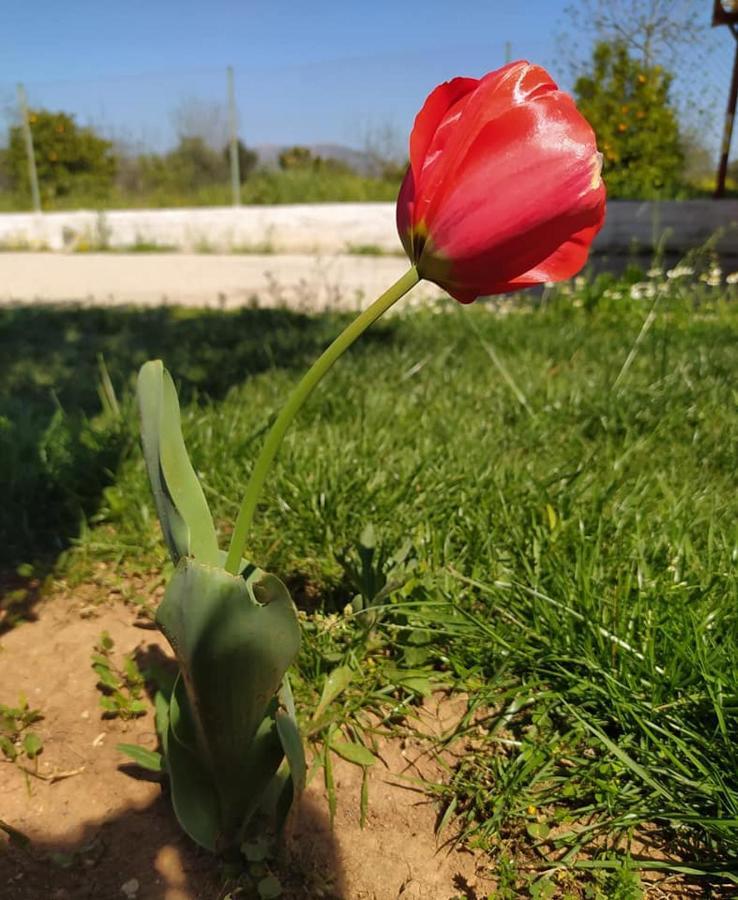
[0,1,733,157]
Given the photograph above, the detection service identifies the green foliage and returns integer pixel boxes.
[7,276,738,888]
[91,631,148,719]
[278,145,353,175]
[6,109,116,203]
[574,41,684,198]
[228,139,258,182]
[277,145,314,170]
[0,697,43,763]
[138,136,228,193]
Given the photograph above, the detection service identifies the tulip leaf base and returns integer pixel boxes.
[137,360,303,856]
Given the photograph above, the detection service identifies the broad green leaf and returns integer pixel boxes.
[116,743,163,772]
[329,740,377,767]
[231,711,284,837]
[156,560,301,843]
[165,717,221,852]
[137,361,219,565]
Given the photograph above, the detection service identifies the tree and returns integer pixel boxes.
[559,0,716,148]
[278,146,314,170]
[138,136,227,193]
[225,140,258,183]
[6,109,116,201]
[574,41,684,198]
[562,0,705,70]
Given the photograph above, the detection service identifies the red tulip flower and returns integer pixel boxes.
[397,61,606,303]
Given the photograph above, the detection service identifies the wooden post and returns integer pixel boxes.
[715,30,738,198]
[16,83,41,213]
[227,66,241,207]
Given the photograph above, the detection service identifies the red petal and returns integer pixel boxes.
[414,62,558,224]
[396,166,415,259]
[409,76,478,178]
[420,91,604,296]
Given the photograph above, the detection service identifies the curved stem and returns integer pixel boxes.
[225,265,420,574]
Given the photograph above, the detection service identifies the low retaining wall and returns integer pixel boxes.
[0,200,735,256]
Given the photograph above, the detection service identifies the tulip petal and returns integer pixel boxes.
[396,166,415,259]
[409,76,478,177]
[419,94,605,297]
[415,62,558,225]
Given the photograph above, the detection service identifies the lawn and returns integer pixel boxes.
[2,270,738,897]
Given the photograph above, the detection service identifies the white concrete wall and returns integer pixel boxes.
[0,201,735,255]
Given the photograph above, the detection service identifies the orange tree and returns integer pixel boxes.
[574,41,684,198]
[6,109,116,203]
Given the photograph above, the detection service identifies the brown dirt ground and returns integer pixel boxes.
[0,586,496,900]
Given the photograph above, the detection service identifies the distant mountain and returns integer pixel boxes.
[253,143,380,176]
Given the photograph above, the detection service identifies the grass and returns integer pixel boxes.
[3,269,738,894]
[0,168,402,213]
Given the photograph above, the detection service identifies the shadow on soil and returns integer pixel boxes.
[0,792,345,899]
[0,302,398,628]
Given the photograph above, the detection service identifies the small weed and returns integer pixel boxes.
[91,631,147,719]
[0,697,44,763]
[193,237,217,254]
[122,240,177,253]
[345,242,404,257]
[231,240,276,255]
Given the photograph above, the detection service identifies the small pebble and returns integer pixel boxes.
[121,878,139,898]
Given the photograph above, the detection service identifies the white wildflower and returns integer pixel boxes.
[726,272,738,285]
[666,265,694,280]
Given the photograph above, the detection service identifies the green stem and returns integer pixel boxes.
[225,265,420,574]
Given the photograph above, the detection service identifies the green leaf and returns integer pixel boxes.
[276,679,305,794]
[329,740,377,767]
[154,691,170,756]
[526,822,551,841]
[257,875,283,899]
[116,743,163,772]
[156,561,301,845]
[22,733,42,759]
[436,796,458,837]
[360,765,369,829]
[324,743,337,827]
[137,360,219,565]
[166,696,220,852]
[0,736,17,761]
[100,631,114,651]
[313,665,353,722]
[242,839,269,862]
[92,665,119,690]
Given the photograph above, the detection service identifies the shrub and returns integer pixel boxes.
[574,41,684,198]
[6,109,116,203]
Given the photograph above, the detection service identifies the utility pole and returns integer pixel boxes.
[712,1,738,198]
[227,66,241,207]
[16,83,41,213]
[504,41,512,64]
